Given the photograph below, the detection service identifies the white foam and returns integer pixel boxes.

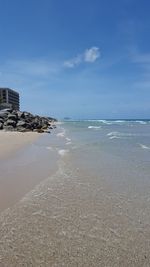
[66,137,71,141]
[115,120,125,123]
[66,142,72,145]
[46,146,53,150]
[107,132,119,136]
[109,136,121,139]
[97,120,112,125]
[88,126,101,129]
[139,144,150,150]
[58,149,69,156]
[57,132,65,138]
[107,131,136,138]
[136,120,147,124]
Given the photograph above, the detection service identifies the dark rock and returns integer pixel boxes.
[0,122,3,129]
[12,110,18,115]
[44,130,51,134]
[0,112,9,119]
[5,119,16,127]
[25,123,33,130]
[0,108,57,133]
[41,125,48,130]
[33,117,40,124]
[33,129,45,133]
[0,108,12,113]
[7,114,17,121]
[3,125,14,131]
[16,120,26,127]
[17,127,31,132]
[36,123,43,129]
[17,111,24,119]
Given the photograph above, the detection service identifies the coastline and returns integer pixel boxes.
[0,121,150,266]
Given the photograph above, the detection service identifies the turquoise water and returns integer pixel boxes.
[64,119,150,163]
[62,120,150,192]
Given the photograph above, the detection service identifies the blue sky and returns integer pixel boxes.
[0,0,150,119]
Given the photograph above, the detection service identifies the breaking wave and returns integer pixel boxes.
[88,126,101,129]
[139,144,150,150]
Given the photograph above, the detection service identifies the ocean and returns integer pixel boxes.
[62,119,150,194]
[0,119,150,266]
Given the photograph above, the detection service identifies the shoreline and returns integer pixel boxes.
[0,122,150,266]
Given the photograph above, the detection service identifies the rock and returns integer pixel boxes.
[17,111,24,119]
[0,108,57,133]
[44,130,51,134]
[41,125,48,130]
[25,123,33,130]
[16,120,26,127]
[33,129,45,133]
[0,112,9,119]
[0,122,3,129]
[5,119,16,127]
[7,114,17,121]
[17,127,31,132]
[12,110,18,115]
[36,122,43,129]
[3,125,14,131]
[0,108,12,113]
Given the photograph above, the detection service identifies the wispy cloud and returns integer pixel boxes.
[63,55,82,68]
[64,47,100,68]
[0,58,62,89]
[5,59,61,76]
[130,49,150,89]
[131,50,150,64]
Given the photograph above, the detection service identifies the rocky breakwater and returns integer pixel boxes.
[0,109,57,133]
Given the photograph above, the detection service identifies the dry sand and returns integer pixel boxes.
[0,131,39,160]
[0,131,59,212]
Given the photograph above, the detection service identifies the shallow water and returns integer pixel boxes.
[0,120,150,266]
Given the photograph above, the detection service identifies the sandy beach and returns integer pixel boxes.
[0,131,40,160]
[0,123,150,266]
[0,131,59,212]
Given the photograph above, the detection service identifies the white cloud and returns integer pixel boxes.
[84,47,100,62]
[64,46,100,68]
[130,49,150,90]
[64,55,82,68]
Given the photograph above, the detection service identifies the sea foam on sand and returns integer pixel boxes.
[58,149,69,156]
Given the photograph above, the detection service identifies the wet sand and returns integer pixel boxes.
[0,126,150,266]
[0,154,150,266]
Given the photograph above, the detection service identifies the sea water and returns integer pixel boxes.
[0,119,150,266]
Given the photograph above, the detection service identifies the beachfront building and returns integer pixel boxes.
[0,88,20,110]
